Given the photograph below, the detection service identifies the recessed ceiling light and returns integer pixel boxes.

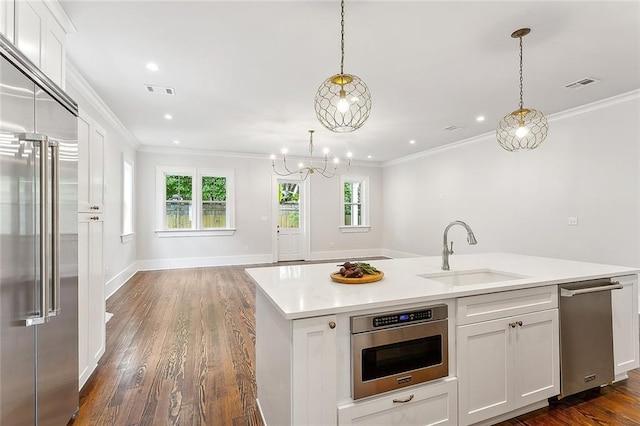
[409,140,416,144]
[476,116,485,122]
[367,155,372,159]
[164,114,173,120]
[173,140,180,144]
[146,62,159,71]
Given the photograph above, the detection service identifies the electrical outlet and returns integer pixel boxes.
[329,242,334,248]
[568,216,578,226]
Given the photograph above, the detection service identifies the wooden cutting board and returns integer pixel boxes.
[330,271,384,284]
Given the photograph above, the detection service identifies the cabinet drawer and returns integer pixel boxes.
[338,378,457,426]
[457,286,557,325]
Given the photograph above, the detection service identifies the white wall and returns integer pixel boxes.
[66,67,139,297]
[135,150,384,269]
[383,92,640,268]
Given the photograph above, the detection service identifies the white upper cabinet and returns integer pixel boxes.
[5,0,73,88]
[78,111,105,213]
[0,1,15,42]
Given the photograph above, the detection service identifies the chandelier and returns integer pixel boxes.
[271,130,352,180]
[314,0,372,133]
[496,28,549,151]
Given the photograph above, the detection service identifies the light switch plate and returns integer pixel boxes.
[568,216,578,226]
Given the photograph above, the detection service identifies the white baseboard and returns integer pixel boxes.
[105,262,138,299]
[308,248,386,261]
[381,248,421,259]
[137,253,273,271]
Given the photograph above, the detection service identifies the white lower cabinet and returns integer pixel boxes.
[338,378,458,426]
[292,315,338,425]
[612,275,639,378]
[457,288,559,426]
[77,213,105,388]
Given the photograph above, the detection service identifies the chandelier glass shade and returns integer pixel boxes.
[496,28,548,152]
[315,0,372,133]
[271,130,352,181]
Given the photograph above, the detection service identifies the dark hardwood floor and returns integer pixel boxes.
[73,265,640,425]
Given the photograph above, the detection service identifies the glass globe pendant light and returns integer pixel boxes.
[315,0,372,133]
[496,28,549,151]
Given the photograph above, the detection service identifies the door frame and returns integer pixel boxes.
[272,175,310,263]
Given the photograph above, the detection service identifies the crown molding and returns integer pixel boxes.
[43,0,77,34]
[66,61,140,149]
[383,89,640,168]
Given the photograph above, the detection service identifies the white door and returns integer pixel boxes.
[274,178,308,261]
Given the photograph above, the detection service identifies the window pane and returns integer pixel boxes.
[354,181,362,204]
[202,176,227,229]
[202,176,226,201]
[279,183,300,229]
[344,182,352,203]
[123,160,133,234]
[165,175,192,229]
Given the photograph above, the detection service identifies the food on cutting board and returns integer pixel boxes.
[337,261,379,279]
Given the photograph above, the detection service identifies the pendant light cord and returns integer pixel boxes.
[340,0,345,75]
[518,35,524,111]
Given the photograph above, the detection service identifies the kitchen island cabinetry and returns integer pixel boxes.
[613,275,639,379]
[456,287,559,426]
[338,378,457,426]
[256,288,338,425]
[248,253,639,426]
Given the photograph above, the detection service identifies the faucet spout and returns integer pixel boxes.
[442,220,478,271]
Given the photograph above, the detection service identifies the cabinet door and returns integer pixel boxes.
[292,315,337,426]
[0,0,15,42]
[512,309,559,407]
[14,0,45,66]
[612,276,639,376]
[41,14,65,88]
[77,213,105,388]
[338,379,457,426]
[77,112,105,213]
[457,317,511,426]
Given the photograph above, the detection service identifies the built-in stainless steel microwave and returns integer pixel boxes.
[351,305,448,400]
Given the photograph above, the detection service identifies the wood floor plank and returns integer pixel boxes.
[71,263,640,426]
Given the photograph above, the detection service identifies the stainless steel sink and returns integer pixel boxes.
[417,269,527,286]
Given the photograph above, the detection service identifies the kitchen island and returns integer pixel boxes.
[246,253,639,426]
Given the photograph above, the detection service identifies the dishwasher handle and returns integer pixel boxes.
[560,281,623,297]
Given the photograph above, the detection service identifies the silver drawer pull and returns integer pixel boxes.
[392,394,414,404]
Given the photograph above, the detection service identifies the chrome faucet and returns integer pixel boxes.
[442,221,478,270]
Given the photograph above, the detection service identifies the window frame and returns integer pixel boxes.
[121,154,135,243]
[339,175,371,233]
[155,166,236,237]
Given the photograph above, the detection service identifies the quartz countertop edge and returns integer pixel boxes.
[245,253,640,320]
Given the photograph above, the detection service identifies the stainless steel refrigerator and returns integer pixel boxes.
[0,33,79,425]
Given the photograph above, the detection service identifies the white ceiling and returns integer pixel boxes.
[59,1,640,163]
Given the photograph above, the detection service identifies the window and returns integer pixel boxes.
[340,176,370,232]
[156,166,235,237]
[121,156,134,243]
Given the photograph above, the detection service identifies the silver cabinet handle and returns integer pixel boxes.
[329,321,336,329]
[516,320,523,327]
[509,322,516,328]
[393,394,414,404]
[90,216,100,221]
[560,282,623,297]
[49,140,60,317]
[90,205,100,210]
[19,134,49,326]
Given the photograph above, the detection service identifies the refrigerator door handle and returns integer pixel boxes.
[18,134,50,327]
[49,140,61,317]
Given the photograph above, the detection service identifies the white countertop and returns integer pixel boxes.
[245,253,639,320]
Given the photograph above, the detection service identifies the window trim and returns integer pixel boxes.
[155,166,236,237]
[340,175,370,232]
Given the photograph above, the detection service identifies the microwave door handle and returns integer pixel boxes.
[49,140,60,317]
[19,134,49,326]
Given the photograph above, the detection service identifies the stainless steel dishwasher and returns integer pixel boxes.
[558,278,623,397]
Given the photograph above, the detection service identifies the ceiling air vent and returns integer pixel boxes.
[144,84,175,95]
[442,125,463,132]
[564,78,600,90]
